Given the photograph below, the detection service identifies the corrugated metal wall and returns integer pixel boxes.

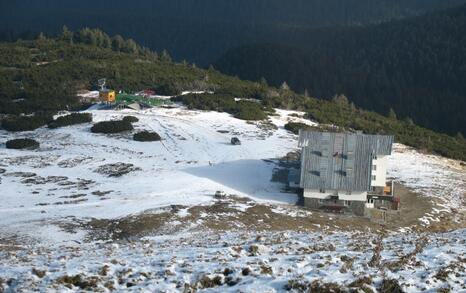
[299,131,394,192]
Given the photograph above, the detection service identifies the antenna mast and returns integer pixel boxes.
[98,78,107,91]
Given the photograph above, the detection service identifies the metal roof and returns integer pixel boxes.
[298,131,394,191]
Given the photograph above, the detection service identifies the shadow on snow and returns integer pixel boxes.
[183,159,298,204]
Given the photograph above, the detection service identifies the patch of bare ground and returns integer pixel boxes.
[377,183,465,232]
[0,234,29,252]
[385,183,432,228]
[70,183,463,241]
[84,208,176,240]
[186,198,381,233]
[79,196,384,241]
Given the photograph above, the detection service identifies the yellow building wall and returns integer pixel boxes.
[99,91,116,103]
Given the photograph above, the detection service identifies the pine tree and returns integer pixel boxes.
[280,81,290,90]
[160,50,172,62]
[37,32,46,41]
[112,35,125,51]
[113,69,121,79]
[76,28,97,46]
[100,32,112,49]
[404,117,414,126]
[333,94,349,107]
[304,88,309,97]
[456,132,465,141]
[61,26,73,44]
[123,39,138,54]
[259,77,268,87]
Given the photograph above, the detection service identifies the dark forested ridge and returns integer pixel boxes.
[214,4,466,137]
[1,0,466,64]
[1,1,466,158]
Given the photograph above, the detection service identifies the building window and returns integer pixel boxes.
[344,200,351,206]
[318,199,325,204]
[319,188,326,193]
[372,175,376,181]
[372,165,377,171]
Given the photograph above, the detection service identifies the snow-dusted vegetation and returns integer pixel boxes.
[1,230,465,292]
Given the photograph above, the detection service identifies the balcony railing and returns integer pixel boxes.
[368,181,394,196]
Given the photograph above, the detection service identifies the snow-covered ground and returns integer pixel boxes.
[1,229,465,292]
[1,105,465,292]
[388,144,466,226]
[1,106,465,241]
[0,106,305,242]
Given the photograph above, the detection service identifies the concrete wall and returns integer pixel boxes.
[303,197,366,216]
[304,197,320,209]
[338,191,367,201]
[304,189,367,201]
[303,189,331,199]
[348,201,365,216]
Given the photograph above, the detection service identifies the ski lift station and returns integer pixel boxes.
[95,78,170,108]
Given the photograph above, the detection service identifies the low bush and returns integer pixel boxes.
[6,138,39,149]
[156,82,180,96]
[122,116,139,123]
[91,120,133,134]
[198,275,223,289]
[234,100,267,121]
[284,122,311,134]
[175,93,237,113]
[2,115,50,132]
[379,278,404,293]
[176,94,267,121]
[48,113,92,129]
[349,276,373,288]
[133,131,161,142]
[283,122,333,135]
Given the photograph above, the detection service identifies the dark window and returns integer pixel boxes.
[336,170,347,176]
[311,171,321,176]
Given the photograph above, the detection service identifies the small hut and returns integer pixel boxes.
[99,89,116,103]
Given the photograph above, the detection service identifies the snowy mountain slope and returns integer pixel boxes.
[0,106,302,242]
[1,229,465,292]
[0,106,465,243]
[1,105,466,292]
